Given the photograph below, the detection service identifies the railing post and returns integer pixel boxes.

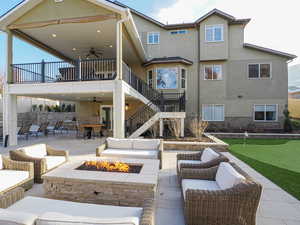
[160,91,164,112]
[41,60,45,83]
[75,59,80,81]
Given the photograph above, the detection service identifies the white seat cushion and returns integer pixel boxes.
[36,212,138,225]
[0,209,37,225]
[216,162,246,190]
[0,170,29,193]
[44,156,66,170]
[182,179,220,200]
[0,155,3,170]
[8,197,143,224]
[101,149,158,160]
[29,125,39,132]
[106,138,133,149]
[20,144,47,158]
[132,139,160,150]
[201,148,219,163]
[177,160,202,171]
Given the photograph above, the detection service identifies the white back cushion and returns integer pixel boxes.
[21,144,47,158]
[216,162,246,190]
[0,155,3,170]
[106,138,133,149]
[133,139,160,150]
[36,212,139,225]
[201,148,219,162]
[0,209,37,225]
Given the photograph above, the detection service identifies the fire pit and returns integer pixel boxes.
[76,160,142,174]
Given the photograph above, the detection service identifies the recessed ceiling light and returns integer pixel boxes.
[109,45,113,48]
[72,48,77,51]
[97,30,101,33]
[52,33,57,38]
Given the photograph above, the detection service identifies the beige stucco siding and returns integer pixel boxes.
[12,0,114,25]
[199,15,229,60]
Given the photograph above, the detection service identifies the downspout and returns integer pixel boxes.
[197,24,201,120]
[116,9,130,80]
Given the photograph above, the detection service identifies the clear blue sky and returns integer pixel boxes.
[0,0,175,74]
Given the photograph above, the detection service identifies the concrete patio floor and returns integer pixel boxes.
[1,136,300,225]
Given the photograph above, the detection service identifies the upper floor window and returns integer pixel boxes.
[170,30,188,35]
[205,25,223,42]
[181,68,186,89]
[254,104,277,121]
[248,63,271,79]
[202,104,225,121]
[157,67,178,89]
[147,32,160,44]
[204,65,222,80]
[147,70,153,88]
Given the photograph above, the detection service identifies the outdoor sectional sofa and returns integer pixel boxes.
[0,155,33,208]
[180,162,262,225]
[9,144,69,183]
[96,138,163,168]
[0,187,155,225]
[176,147,229,174]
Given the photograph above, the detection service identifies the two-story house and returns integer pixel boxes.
[0,0,296,146]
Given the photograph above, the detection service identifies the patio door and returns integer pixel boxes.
[100,105,113,130]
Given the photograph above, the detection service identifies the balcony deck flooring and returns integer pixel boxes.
[1,135,299,225]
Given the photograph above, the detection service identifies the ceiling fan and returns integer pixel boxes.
[84,47,103,59]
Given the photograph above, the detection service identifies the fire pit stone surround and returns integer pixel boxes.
[42,157,159,207]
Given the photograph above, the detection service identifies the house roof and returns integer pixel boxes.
[244,43,297,60]
[143,57,193,67]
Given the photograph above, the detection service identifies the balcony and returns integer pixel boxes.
[11,58,117,84]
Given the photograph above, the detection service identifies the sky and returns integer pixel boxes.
[0,0,300,75]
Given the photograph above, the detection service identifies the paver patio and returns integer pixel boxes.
[1,136,299,225]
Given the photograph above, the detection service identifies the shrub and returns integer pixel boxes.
[189,118,208,139]
[167,119,181,139]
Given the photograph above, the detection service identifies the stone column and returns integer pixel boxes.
[180,118,185,138]
[113,80,125,138]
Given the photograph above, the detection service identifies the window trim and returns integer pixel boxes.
[203,65,223,80]
[180,67,187,89]
[205,24,224,43]
[248,63,272,80]
[147,69,154,89]
[202,104,225,122]
[253,104,278,122]
[147,32,160,45]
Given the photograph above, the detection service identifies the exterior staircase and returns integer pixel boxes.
[123,68,186,138]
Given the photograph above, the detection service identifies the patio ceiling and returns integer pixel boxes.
[13,19,140,65]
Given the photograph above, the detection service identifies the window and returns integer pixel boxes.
[156,68,178,89]
[254,104,277,121]
[248,63,271,79]
[205,25,223,42]
[204,65,222,80]
[147,32,160,44]
[147,70,153,88]
[181,68,186,88]
[170,30,187,35]
[202,104,225,121]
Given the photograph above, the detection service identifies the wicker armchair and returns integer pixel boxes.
[180,163,262,225]
[0,157,34,196]
[0,187,25,209]
[10,144,69,183]
[176,148,229,174]
[96,138,163,169]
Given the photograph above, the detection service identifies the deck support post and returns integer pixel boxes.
[180,118,185,138]
[113,80,125,138]
[159,118,164,137]
[116,20,123,80]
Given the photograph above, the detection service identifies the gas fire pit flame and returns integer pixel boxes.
[84,161,130,173]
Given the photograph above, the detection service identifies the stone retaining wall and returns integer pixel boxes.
[212,133,300,139]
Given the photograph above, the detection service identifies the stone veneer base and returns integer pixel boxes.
[43,157,160,207]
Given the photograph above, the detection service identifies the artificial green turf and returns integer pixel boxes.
[224,138,300,200]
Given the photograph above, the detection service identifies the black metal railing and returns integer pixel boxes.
[11,58,117,84]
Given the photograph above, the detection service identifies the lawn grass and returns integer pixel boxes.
[224,138,300,200]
